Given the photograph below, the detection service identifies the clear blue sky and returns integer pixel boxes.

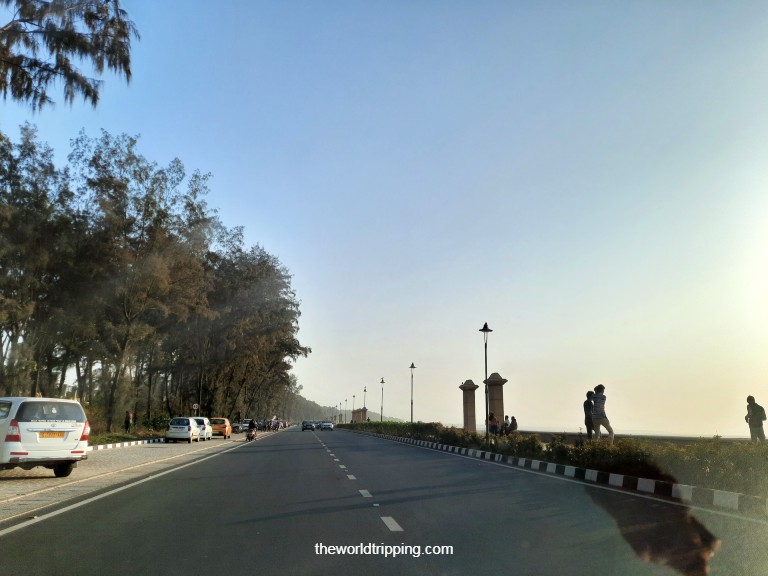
[3,1,768,436]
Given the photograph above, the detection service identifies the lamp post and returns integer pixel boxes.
[344,398,347,423]
[380,378,384,422]
[409,363,416,423]
[352,395,355,422]
[363,387,367,409]
[480,322,492,448]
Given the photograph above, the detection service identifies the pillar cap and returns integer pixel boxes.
[459,379,479,391]
[484,372,508,386]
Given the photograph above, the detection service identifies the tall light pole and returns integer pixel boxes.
[363,387,367,409]
[344,398,347,423]
[480,322,492,448]
[380,378,385,422]
[409,363,416,423]
[352,395,355,423]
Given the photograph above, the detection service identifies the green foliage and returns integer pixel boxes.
[0,126,310,431]
[0,0,139,109]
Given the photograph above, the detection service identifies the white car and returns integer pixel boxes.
[320,421,334,431]
[0,396,90,477]
[193,417,213,441]
[165,417,200,443]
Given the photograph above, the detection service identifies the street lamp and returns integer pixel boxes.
[345,398,347,423]
[380,378,385,422]
[480,322,492,448]
[409,363,416,423]
[363,386,367,409]
[352,395,355,423]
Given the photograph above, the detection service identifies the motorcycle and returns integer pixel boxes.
[246,428,256,442]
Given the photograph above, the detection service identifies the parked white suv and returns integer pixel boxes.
[0,397,90,477]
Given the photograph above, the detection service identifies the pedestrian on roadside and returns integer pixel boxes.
[510,416,518,433]
[591,384,614,444]
[745,395,766,443]
[124,411,131,433]
[488,412,499,435]
[501,415,510,435]
[583,391,595,440]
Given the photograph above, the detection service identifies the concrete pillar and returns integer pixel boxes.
[459,380,479,432]
[484,372,508,425]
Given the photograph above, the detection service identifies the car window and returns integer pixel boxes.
[0,401,11,419]
[170,418,189,425]
[211,419,224,424]
[15,401,85,422]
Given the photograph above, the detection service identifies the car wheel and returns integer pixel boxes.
[188,437,192,444]
[53,462,74,478]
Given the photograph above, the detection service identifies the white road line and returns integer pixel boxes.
[381,516,403,531]
[339,465,347,469]
[359,489,372,498]
[347,475,357,480]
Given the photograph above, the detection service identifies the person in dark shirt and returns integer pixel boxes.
[745,395,766,443]
[583,391,595,440]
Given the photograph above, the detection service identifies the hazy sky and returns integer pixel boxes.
[3,1,768,437]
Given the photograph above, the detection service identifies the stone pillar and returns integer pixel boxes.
[484,372,508,425]
[459,380,479,432]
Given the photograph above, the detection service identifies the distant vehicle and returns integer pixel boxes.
[302,420,315,431]
[210,418,232,438]
[193,417,213,441]
[165,417,200,443]
[0,397,90,478]
[320,421,334,431]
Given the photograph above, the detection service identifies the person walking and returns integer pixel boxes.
[583,391,595,440]
[745,395,766,443]
[591,384,614,444]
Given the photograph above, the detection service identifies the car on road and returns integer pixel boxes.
[194,417,213,441]
[210,417,232,438]
[165,417,200,443]
[320,421,334,431]
[0,396,90,478]
[302,420,315,431]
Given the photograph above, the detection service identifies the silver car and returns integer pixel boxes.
[165,417,200,443]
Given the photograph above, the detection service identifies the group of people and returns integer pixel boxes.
[581,386,768,444]
[488,413,518,436]
[582,384,614,444]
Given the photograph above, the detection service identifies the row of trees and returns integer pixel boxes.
[0,124,310,430]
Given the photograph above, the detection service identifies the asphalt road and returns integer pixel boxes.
[1,428,767,575]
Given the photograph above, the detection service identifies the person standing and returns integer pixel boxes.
[488,412,499,436]
[745,395,766,443]
[583,391,595,440]
[502,415,510,435]
[591,384,614,444]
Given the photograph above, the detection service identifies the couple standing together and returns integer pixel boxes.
[584,384,614,443]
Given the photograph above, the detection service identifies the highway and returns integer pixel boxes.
[0,427,766,575]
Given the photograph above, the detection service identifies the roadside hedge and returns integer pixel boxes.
[340,422,768,498]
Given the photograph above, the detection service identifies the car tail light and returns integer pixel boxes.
[80,421,90,442]
[187,425,192,431]
[5,419,21,442]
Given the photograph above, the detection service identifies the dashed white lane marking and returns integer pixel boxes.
[339,465,347,469]
[359,489,372,498]
[381,516,403,531]
[347,474,356,480]
[334,458,340,461]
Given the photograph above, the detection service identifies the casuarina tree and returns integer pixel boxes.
[0,0,139,110]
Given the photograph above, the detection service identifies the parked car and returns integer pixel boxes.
[165,417,200,443]
[302,420,315,431]
[194,417,213,441]
[320,421,334,431]
[0,396,90,478]
[210,417,232,438]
